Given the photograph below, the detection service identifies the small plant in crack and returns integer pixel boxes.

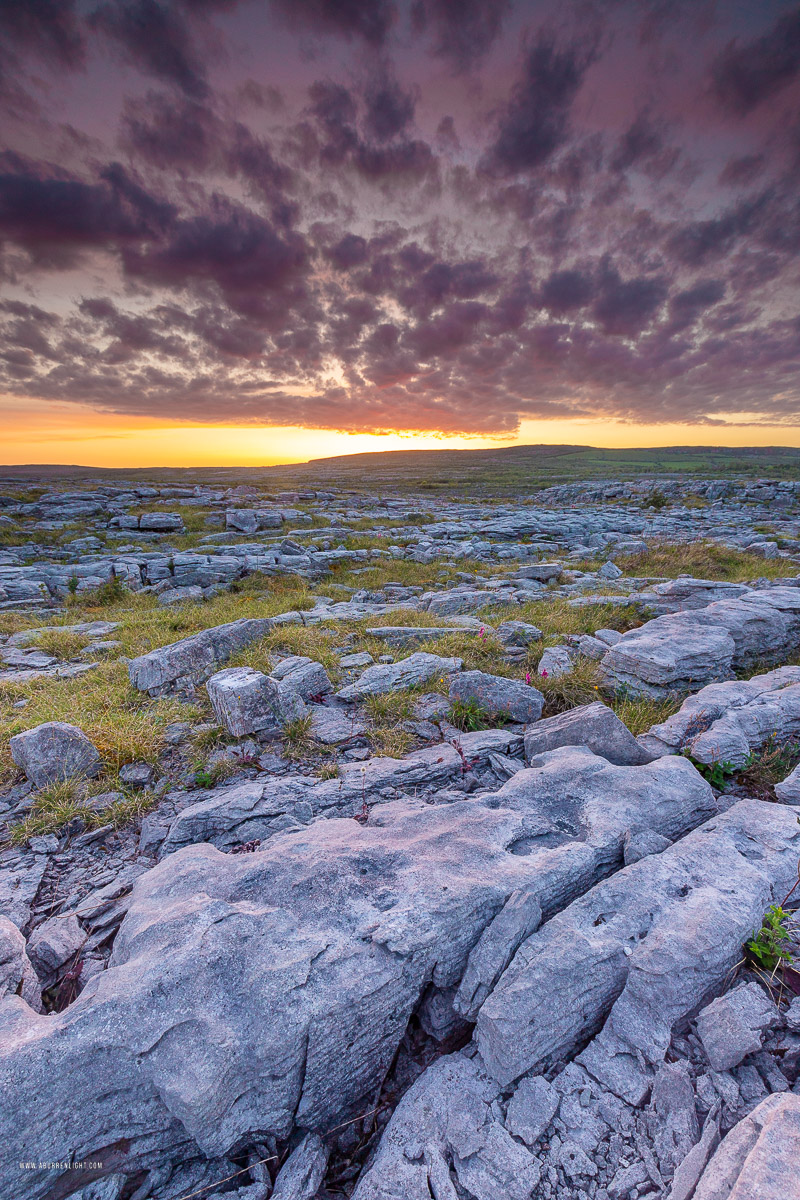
[744,905,796,973]
[449,697,492,732]
[683,754,738,789]
[744,854,800,980]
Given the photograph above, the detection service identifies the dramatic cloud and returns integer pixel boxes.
[712,6,800,115]
[482,33,599,176]
[1,0,799,438]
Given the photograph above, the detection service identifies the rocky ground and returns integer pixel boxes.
[1,471,800,1200]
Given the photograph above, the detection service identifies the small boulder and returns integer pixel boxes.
[449,670,544,724]
[496,621,543,647]
[207,667,308,737]
[696,983,779,1071]
[336,652,461,700]
[158,585,204,606]
[9,722,101,788]
[515,562,563,582]
[537,645,573,679]
[524,702,656,767]
[26,913,85,990]
[0,916,41,1011]
[119,762,155,789]
[598,560,623,580]
[271,656,332,699]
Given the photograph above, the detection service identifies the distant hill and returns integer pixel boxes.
[2,444,800,495]
[269,443,800,493]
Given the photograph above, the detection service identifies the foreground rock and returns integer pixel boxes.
[640,665,800,766]
[354,799,800,1200]
[0,748,713,1198]
[524,700,655,766]
[128,618,272,695]
[478,799,800,1094]
[601,588,800,697]
[693,1093,800,1200]
[449,670,544,723]
[9,721,101,787]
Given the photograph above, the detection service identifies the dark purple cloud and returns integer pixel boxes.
[90,1,213,98]
[712,6,800,115]
[0,153,173,265]
[411,0,512,70]
[0,0,85,71]
[482,33,599,176]
[0,0,799,437]
[270,0,395,47]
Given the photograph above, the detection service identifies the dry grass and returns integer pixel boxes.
[735,737,800,802]
[32,629,92,659]
[281,714,315,760]
[369,726,414,758]
[614,541,793,582]
[0,661,202,785]
[0,613,39,638]
[610,693,682,737]
[8,776,158,844]
[237,623,342,678]
[533,657,606,716]
[499,597,644,637]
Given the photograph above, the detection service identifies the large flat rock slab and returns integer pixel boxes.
[0,748,713,1199]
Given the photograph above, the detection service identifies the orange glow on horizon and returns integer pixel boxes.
[3,397,800,468]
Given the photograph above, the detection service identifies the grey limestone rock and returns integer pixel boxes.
[138,513,184,531]
[128,618,272,696]
[504,1075,559,1147]
[537,645,573,678]
[640,667,800,767]
[692,1092,800,1200]
[336,652,462,700]
[158,585,204,606]
[10,721,102,787]
[425,590,504,616]
[602,590,800,699]
[454,889,542,1020]
[0,749,715,1199]
[206,667,307,738]
[309,705,364,744]
[270,656,332,699]
[0,915,41,1010]
[696,984,779,1072]
[496,620,543,646]
[26,912,85,990]
[0,856,49,931]
[449,670,544,723]
[515,562,563,582]
[524,701,656,766]
[270,1133,329,1200]
[775,761,800,804]
[647,1061,700,1177]
[623,828,672,864]
[476,800,800,1098]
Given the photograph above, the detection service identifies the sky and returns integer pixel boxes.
[1,0,800,467]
